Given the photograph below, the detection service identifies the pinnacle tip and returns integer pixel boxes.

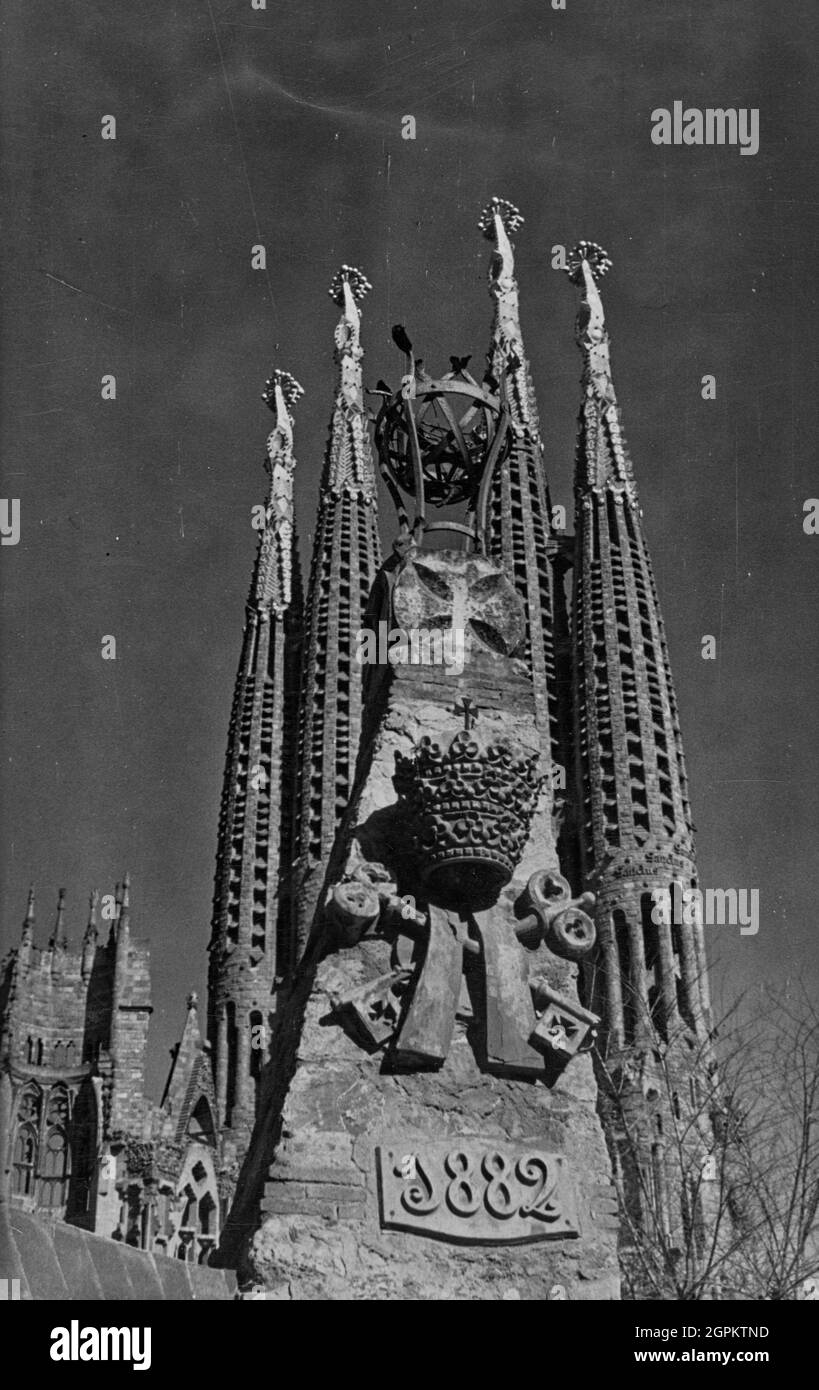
[565,241,612,285]
[262,368,304,414]
[478,197,524,240]
[328,264,372,306]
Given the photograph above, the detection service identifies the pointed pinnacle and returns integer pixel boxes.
[50,888,67,948]
[25,884,35,922]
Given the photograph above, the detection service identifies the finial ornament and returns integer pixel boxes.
[328,264,372,307]
[565,241,612,285]
[566,240,613,354]
[88,889,99,925]
[25,884,35,920]
[478,197,524,239]
[262,368,304,418]
[187,991,198,1011]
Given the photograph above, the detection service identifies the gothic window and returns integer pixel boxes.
[17,1083,42,1127]
[198,1193,215,1237]
[40,1127,70,1208]
[46,1084,71,1127]
[173,1162,219,1265]
[65,1041,75,1068]
[52,1041,65,1067]
[26,1036,34,1063]
[12,1125,38,1195]
[180,1184,197,1230]
[66,1082,97,1221]
[36,1039,43,1065]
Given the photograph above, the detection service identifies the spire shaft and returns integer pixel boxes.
[568,244,709,1045]
[208,373,305,1135]
[49,888,67,950]
[480,199,569,786]
[290,267,382,962]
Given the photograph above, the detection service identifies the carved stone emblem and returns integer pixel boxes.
[515,871,597,960]
[392,552,525,657]
[530,982,600,1061]
[393,719,542,904]
[331,968,414,1047]
[377,1140,579,1244]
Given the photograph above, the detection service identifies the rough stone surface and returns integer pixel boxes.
[230,643,619,1300]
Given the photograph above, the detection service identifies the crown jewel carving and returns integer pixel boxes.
[394,722,542,904]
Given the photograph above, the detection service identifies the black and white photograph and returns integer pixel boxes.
[0,0,816,1350]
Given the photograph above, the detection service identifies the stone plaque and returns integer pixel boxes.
[376,1140,580,1244]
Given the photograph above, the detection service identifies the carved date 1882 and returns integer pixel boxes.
[376,1139,580,1244]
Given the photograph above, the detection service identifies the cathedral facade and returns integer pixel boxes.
[0,881,222,1265]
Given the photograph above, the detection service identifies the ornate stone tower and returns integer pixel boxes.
[216,210,621,1299]
[207,372,304,1142]
[207,205,718,1298]
[568,242,710,1048]
[567,243,714,1260]
[481,199,572,793]
[290,267,382,961]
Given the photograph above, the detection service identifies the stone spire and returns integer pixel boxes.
[117,874,131,939]
[48,887,68,951]
[82,889,99,979]
[208,372,305,1137]
[567,242,709,1048]
[290,266,382,962]
[21,885,35,945]
[480,198,569,786]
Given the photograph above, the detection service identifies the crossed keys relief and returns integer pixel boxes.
[326,852,600,1078]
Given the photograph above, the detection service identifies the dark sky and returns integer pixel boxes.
[1,0,816,1095]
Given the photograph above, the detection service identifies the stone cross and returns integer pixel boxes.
[455,696,479,731]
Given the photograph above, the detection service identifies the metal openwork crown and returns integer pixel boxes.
[372,331,512,551]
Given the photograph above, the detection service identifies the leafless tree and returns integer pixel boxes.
[594,982,819,1301]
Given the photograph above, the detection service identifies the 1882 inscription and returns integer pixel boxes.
[376,1140,580,1244]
